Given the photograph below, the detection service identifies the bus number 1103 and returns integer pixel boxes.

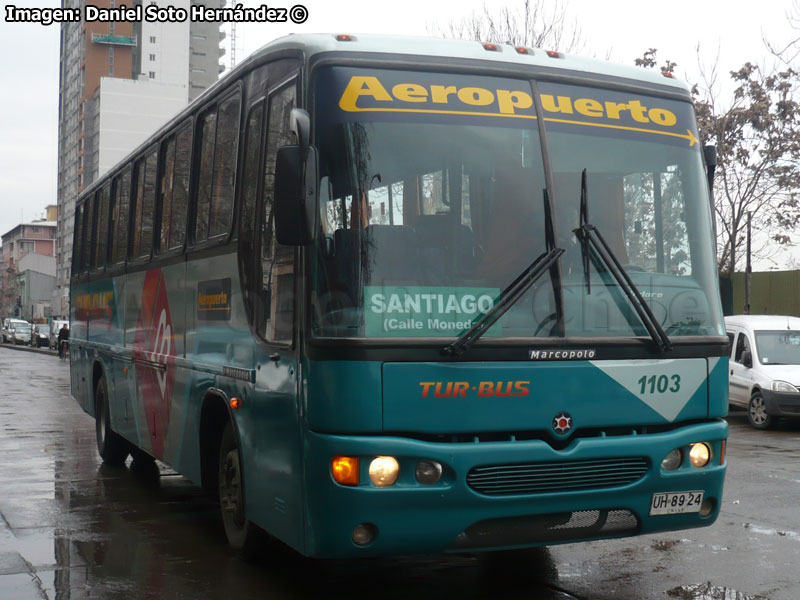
[638,374,681,394]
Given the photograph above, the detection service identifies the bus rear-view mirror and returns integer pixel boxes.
[274,144,318,246]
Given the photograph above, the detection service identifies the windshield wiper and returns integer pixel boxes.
[573,169,672,353]
[442,192,564,356]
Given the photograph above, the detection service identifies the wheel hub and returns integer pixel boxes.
[220,450,242,519]
[750,397,767,424]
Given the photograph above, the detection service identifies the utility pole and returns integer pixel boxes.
[745,211,752,314]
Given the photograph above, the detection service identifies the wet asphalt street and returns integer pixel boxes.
[1,345,799,599]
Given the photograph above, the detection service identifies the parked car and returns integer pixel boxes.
[725,315,800,429]
[10,323,32,345]
[32,324,50,348]
[2,318,29,344]
[49,320,69,349]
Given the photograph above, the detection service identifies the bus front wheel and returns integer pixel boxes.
[218,421,260,553]
[95,375,129,466]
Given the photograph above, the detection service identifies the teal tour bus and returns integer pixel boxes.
[69,33,728,558]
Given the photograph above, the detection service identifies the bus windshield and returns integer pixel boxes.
[310,66,724,341]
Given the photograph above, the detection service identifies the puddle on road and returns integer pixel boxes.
[667,582,768,600]
[744,522,800,540]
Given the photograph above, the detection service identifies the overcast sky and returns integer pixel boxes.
[1,0,797,262]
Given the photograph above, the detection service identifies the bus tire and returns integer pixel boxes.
[218,421,260,553]
[95,375,129,466]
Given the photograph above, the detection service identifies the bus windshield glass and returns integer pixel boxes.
[540,80,723,339]
[310,66,724,340]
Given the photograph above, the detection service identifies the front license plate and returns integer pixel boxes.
[649,491,704,515]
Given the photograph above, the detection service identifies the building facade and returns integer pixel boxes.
[17,254,58,322]
[55,0,226,319]
[1,221,58,319]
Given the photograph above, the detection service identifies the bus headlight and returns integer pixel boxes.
[689,443,711,468]
[661,448,682,471]
[369,456,399,486]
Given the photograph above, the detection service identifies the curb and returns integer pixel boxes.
[0,342,58,356]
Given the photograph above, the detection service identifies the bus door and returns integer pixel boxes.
[238,74,305,546]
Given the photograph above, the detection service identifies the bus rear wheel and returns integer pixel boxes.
[218,421,260,553]
[95,375,129,466]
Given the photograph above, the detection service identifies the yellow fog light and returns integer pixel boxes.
[369,456,399,487]
[689,443,711,468]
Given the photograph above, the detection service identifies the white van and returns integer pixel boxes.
[725,315,800,429]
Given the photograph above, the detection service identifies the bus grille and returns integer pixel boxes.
[451,509,639,549]
[466,457,649,496]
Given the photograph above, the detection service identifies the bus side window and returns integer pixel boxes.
[131,148,157,259]
[131,159,145,259]
[142,150,158,257]
[111,167,131,265]
[239,100,265,326]
[82,193,96,273]
[209,93,241,238]
[195,108,217,244]
[109,179,119,266]
[170,126,192,249]
[158,136,177,253]
[73,203,84,273]
[258,82,296,343]
[194,90,241,244]
[94,185,110,269]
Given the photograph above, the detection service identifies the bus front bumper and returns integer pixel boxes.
[302,419,728,558]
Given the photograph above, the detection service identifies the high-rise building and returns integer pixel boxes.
[55,0,226,318]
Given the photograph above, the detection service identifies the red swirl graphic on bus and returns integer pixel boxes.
[133,268,175,458]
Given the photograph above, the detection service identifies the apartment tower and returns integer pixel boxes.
[55,0,226,318]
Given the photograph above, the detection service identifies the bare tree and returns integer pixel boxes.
[765,0,800,65]
[637,48,800,276]
[695,61,800,276]
[429,0,585,53]
[2,264,19,318]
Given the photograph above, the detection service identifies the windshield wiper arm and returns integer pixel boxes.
[573,169,672,353]
[443,193,564,356]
